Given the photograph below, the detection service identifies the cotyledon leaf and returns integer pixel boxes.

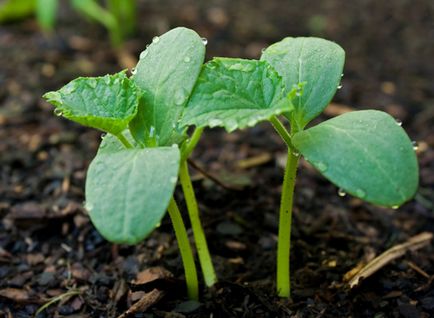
[292,110,419,207]
[261,37,345,130]
[180,58,293,132]
[43,71,138,135]
[85,139,180,244]
[130,27,205,146]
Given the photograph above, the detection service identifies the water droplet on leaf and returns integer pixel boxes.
[54,108,63,116]
[101,133,106,139]
[395,119,402,126]
[139,50,148,59]
[131,67,137,75]
[152,36,160,43]
[184,56,191,63]
[209,119,222,127]
[392,205,399,210]
[338,188,346,197]
[261,48,266,53]
[337,84,343,89]
[170,177,177,184]
[412,141,419,151]
[174,89,187,105]
[201,37,208,45]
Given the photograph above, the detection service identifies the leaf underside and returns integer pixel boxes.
[261,37,345,129]
[181,58,293,132]
[292,110,419,207]
[130,27,205,146]
[86,135,180,244]
[43,71,138,135]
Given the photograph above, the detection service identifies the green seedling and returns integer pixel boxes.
[181,38,419,297]
[0,0,136,46]
[44,27,217,300]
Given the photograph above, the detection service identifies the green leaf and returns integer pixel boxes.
[261,37,345,129]
[180,58,293,132]
[0,0,36,23]
[292,110,419,207]
[36,0,58,30]
[130,27,205,146]
[85,141,180,244]
[43,71,139,135]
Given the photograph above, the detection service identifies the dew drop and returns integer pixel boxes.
[337,84,343,89]
[341,73,344,77]
[149,126,155,137]
[395,119,402,126]
[54,108,63,116]
[101,133,107,139]
[201,37,208,45]
[170,177,177,184]
[261,48,266,53]
[316,161,328,172]
[139,50,148,59]
[155,222,161,228]
[174,89,187,105]
[131,67,137,75]
[152,36,160,43]
[292,150,300,157]
[412,141,419,151]
[295,91,302,97]
[184,56,191,63]
[355,188,366,198]
[392,205,399,210]
[338,188,347,197]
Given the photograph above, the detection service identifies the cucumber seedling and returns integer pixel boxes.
[181,38,419,297]
[43,27,217,300]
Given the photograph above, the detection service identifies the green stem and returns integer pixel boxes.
[276,149,299,297]
[179,160,217,287]
[181,127,204,161]
[115,133,133,149]
[270,116,295,150]
[167,198,199,300]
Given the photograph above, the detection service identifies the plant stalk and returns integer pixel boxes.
[167,198,199,300]
[179,160,217,287]
[115,133,133,148]
[276,149,299,297]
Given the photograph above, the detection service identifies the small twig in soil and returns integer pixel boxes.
[347,232,433,288]
[117,289,165,318]
[187,158,243,191]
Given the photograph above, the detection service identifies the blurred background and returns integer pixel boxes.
[1,0,433,316]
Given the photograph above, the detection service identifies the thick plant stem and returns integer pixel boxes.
[167,198,199,300]
[276,150,299,297]
[179,160,217,287]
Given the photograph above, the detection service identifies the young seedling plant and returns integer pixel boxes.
[180,38,419,297]
[43,27,217,300]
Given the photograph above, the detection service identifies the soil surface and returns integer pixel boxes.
[1,0,434,317]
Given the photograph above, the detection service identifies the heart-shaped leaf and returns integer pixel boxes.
[85,136,180,244]
[180,58,293,132]
[43,71,138,135]
[292,110,419,207]
[130,27,205,146]
[261,37,345,130]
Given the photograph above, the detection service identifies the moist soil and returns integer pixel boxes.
[1,1,434,317]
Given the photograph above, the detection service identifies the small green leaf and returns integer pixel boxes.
[180,58,293,132]
[292,110,419,207]
[85,141,180,244]
[43,71,138,135]
[130,27,205,146]
[261,37,345,129]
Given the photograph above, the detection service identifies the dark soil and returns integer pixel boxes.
[1,0,434,317]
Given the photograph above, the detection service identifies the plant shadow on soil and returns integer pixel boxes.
[0,1,434,317]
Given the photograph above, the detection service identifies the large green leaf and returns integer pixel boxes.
[261,37,345,130]
[292,110,419,207]
[85,139,180,244]
[180,58,293,132]
[43,71,139,135]
[130,27,205,146]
